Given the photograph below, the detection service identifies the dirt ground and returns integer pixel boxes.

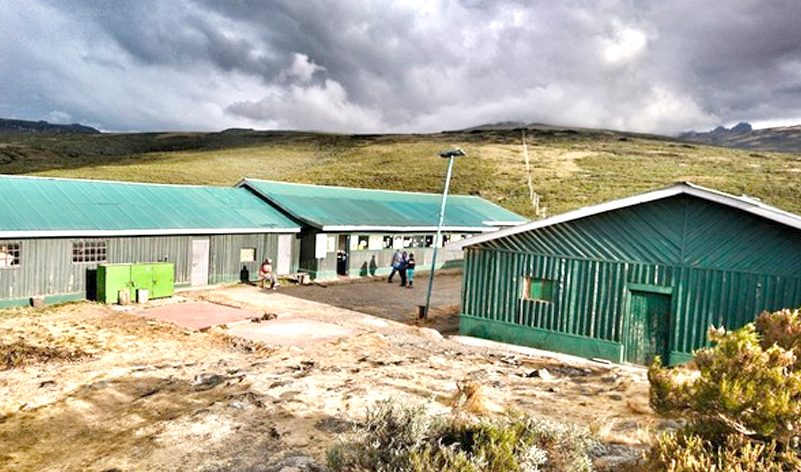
[0,273,664,472]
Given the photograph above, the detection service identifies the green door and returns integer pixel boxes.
[131,263,175,299]
[625,290,671,365]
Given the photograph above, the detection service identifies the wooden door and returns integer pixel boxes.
[626,290,670,364]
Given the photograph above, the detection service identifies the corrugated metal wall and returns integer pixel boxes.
[463,248,801,355]
[208,233,299,284]
[0,233,299,302]
[463,194,801,358]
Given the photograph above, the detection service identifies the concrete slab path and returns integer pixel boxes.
[138,301,261,331]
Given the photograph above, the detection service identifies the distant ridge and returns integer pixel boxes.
[679,122,801,154]
[0,118,99,134]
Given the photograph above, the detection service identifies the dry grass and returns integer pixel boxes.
[1,340,91,370]
[450,379,489,414]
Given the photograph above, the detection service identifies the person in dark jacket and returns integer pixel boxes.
[399,251,408,287]
[388,249,403,283]
[405,253,416,288]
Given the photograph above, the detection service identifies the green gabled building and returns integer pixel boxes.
[449,182,801,366]
[237,179,528,280]
[0,175,300,307]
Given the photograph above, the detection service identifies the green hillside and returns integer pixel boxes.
[2,127,801,219]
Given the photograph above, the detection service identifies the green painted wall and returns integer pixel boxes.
[461,315,625,363]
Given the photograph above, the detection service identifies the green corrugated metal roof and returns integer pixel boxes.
[0,175,300,237]
[449,182,801,250]
[238,179,528,231]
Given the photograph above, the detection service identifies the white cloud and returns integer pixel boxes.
[227,79,383,132]
[603,24,649,65]
[285,53,325,84]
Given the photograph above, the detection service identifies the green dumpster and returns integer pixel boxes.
[97,262,175,304]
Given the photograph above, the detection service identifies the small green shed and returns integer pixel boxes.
[449,182,801,365]
[238,179,528,280]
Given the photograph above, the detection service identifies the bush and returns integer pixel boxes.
[646,309,801,471]
[327,399,599,472]
[644,432,801,472]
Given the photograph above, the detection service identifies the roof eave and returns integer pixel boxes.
[0,227,301,238]
[320,225,500,233]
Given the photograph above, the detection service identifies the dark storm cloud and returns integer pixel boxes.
[2,0,801,133]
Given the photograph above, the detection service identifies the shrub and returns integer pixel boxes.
[647,310,801,471]
[644,432,801,472]
[326,399,599,472]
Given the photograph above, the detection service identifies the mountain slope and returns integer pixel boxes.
[1,126,800,219]
[679,123,801,154]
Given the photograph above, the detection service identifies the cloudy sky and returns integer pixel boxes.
[2,0,801,135]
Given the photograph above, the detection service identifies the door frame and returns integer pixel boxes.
[276,234,292,275]
[336,234,350,276]
[191,239,210,287]
[622,283,673,365]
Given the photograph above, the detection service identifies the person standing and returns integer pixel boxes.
[388,249,404,283]
[399,251,409,287]
[405,253,416,288]
[259,258,278,290]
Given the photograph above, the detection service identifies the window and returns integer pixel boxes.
[72,240,107,263]
[368,235,384,250]
[357,235,369,250]
[524,277,555,302]
[240,248,256,262]
[0,242,20,267]
[326,235,336,253]
[383,236,393,249]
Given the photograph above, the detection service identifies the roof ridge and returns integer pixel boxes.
[242,178,485,199]
[0,174,223,189]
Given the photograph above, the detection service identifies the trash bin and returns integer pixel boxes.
[118,289,131,305]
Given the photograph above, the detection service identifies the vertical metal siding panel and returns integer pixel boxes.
[472,250,485,319]
[490,252,501,321]
[468,250,480,317]
[476,250,490,320]
[489,251,499,321]
[585,262,602,338]
[500,252,510,322]
[462,249,472,316]
[508,252,520,324]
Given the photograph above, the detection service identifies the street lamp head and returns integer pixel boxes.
[439,148,466,158]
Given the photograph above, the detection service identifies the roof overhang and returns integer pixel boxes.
[0,227,301,238]
[320,225,501,233]
[446,182,801,251]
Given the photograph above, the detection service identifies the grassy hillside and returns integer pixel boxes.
[2,127,801,219]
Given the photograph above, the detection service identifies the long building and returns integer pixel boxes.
[0,175,301,307]
[238,179,528,279]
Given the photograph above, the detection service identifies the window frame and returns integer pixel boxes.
[240,247,256,263]
[0,241,21,268]
[523,276,555,303]
[71,240,108,264]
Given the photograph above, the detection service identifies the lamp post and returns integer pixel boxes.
[422,148,466,319]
